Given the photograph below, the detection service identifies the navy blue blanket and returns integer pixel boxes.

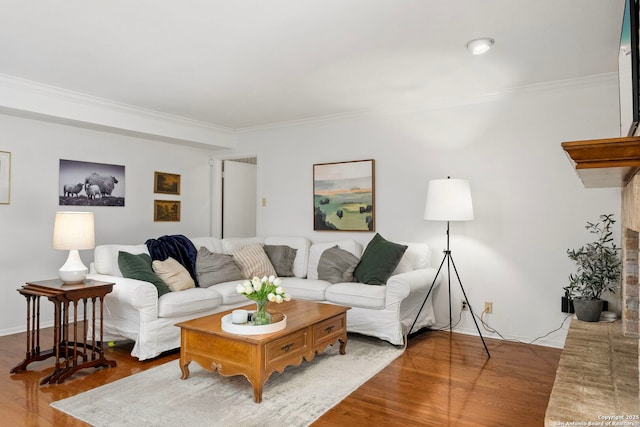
[145,234,199,287]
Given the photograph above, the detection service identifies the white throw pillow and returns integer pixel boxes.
[152,257,195,292]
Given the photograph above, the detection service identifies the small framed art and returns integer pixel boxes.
[154,200,181,222]
[154,171,181,195]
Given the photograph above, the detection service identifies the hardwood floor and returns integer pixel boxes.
[315,331,562,426]
[1,328,561,426]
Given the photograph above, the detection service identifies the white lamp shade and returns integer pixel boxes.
[424,178,474,221]
[53,212,95,250]
[53,212,95,284]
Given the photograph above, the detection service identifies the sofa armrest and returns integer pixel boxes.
[87,273,159,321]
[386,268,439,305]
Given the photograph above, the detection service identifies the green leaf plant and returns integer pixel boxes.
[564,214,622,301]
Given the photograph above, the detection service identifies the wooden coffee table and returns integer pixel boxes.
[176,300,350,403]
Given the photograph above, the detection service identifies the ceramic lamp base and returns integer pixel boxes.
[59,249,88,284]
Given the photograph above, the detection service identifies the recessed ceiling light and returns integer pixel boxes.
[466,38,495,55]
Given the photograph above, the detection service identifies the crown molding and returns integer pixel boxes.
[235,73,619,133]
[0,72,618,137]
[0,74,236,148]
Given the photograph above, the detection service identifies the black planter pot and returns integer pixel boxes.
[573,298,604,322]
[561,296,608,314]
[561,296,575,313]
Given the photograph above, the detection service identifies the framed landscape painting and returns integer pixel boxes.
[154,200,181,222]
[313,159,375,231]
[154,171,180,195]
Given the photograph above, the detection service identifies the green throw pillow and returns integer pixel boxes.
[118,251,171,297]
[353,233,408,285]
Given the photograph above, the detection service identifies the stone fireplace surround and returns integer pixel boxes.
[546,138,640,425]
[622,173,640,338]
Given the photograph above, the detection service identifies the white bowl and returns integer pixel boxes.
[221,312,287,335]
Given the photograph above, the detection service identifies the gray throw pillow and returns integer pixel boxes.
[317,246,360,284]
[196,246,243,288]
[263,245,298,277]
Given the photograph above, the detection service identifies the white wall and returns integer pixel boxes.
[235,76,622,347]
[0,75,623,348]
[0,113,219,334]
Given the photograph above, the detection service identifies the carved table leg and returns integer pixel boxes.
[253,382,264,403]
[180,361,191,380]
[339,335,348,355]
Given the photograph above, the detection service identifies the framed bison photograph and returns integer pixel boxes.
[313,159,375,231]
[59,159,125,206]
[154,171,180,195]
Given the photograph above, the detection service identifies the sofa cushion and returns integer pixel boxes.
[317,246,360,284]
[354,233,408,285]
[189,236,224,254]
[210,280,251,305]
[152,257,196,292]
[325,282,386,309]
[393,242,431,274]
[95,244,149,277]
[232,243,277,279]
[222,237,264,254]
[118,251,171,297]
[307,240,362,280]
[196,247,243,288]
[263,245,297,277]
[157,287,223,317]
[278,277,331,301]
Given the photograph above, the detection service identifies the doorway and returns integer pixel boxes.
[222,157,257,238]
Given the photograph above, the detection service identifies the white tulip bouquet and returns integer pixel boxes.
[236,276,292,304]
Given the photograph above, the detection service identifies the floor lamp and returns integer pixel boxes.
[409,177,490,358]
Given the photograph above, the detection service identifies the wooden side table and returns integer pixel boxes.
[10,279,117,384]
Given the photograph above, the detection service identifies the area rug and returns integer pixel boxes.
[51,334,404,427]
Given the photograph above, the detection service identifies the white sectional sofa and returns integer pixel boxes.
[88,235,441,360]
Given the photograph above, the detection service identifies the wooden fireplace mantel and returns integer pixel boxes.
[561,136,640,188]
[562,136,640,335]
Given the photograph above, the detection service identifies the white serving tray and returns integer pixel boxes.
[221,313,287,335]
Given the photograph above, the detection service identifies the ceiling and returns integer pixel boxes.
[0,1,626,131]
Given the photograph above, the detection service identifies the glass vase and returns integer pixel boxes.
[252,299,272,325]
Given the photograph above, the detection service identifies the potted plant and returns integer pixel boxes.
[563,214,621,322]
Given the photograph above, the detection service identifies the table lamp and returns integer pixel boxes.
[52,211,95,284]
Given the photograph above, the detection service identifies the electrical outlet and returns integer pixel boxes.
[461,300,468,311]
[484,301,493,314]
